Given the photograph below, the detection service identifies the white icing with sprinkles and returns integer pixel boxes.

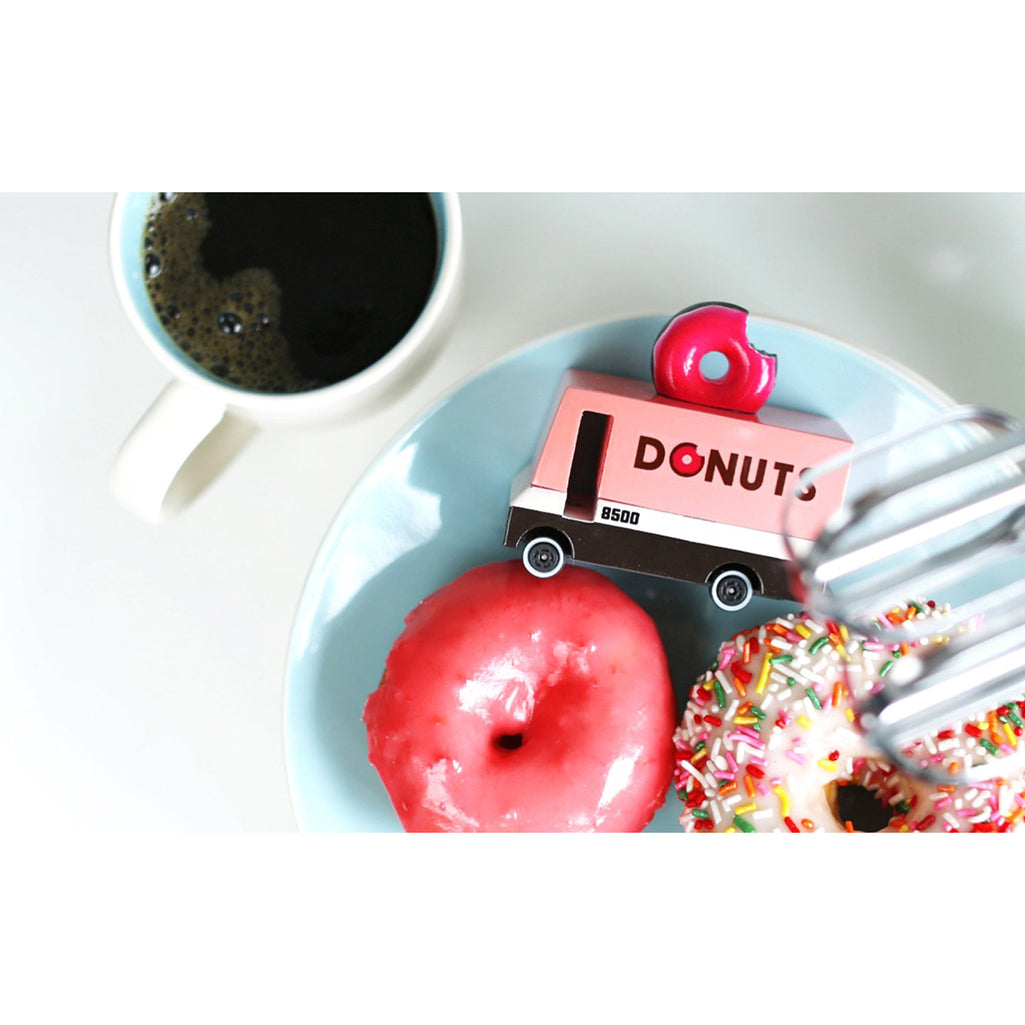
[673,602,1025,833]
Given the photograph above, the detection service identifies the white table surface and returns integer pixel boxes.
[4,191,1025,831]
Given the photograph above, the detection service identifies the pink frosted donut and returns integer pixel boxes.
[673,604,1025,833]
[651,302,776,413]
[363,560,677,831]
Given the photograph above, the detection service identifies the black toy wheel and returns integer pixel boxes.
[709,567,754,611]
[522,536,566,578]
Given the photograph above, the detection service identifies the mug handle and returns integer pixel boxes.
[110,382,257,523]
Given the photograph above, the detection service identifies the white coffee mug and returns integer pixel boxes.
[108,191,462,523]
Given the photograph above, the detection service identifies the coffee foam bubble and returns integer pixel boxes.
[143,193,319,393]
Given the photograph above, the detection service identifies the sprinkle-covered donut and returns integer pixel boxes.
[673,603,1025,833]
[363,560,677,832]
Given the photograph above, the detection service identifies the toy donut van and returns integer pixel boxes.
[504,303,853,610]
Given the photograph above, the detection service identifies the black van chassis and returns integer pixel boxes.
[504,505,795,610]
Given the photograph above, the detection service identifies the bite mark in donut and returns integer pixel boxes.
[363,560,678,832]
[673,603,1025,833]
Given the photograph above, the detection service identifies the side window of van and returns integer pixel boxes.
[564,411,612,520]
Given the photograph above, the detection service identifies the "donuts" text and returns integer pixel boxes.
[633,435,817,501]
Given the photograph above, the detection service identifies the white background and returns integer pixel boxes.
[4,191,1025,831]
[4,7,1025,1017]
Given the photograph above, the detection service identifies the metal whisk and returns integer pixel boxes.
[784,404,1025,783]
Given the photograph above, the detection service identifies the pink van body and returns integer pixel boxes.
[505,369,852,606]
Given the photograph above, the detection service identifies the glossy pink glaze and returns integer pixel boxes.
[652,304,776,413]
[363,561,677,832]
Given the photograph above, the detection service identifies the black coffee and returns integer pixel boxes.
[142,193,439,393]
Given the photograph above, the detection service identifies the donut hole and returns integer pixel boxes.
[825,781,893,832]
[699,350,730,381]
[494,732,525,751]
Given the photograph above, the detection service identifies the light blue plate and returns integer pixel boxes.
[283,313,955,832]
